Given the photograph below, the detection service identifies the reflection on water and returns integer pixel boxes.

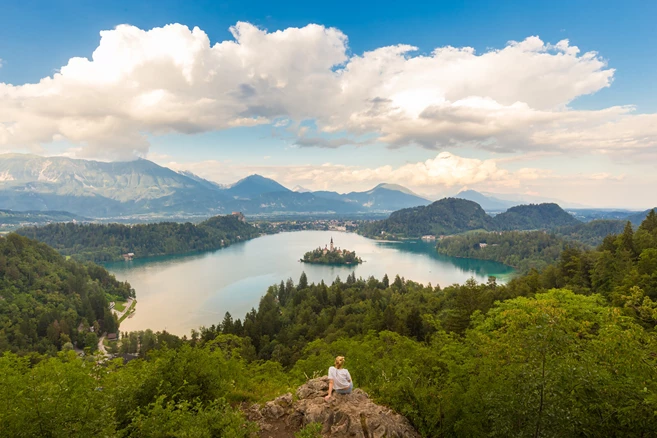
[106,231,514,335]
[376,240,515,277]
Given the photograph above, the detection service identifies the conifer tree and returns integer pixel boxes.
[298,272,308,289]
[278,280,287,306]
[639,209,657,233]
[619,221,636,256]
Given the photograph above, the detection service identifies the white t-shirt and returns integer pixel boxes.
[328,366,352,390]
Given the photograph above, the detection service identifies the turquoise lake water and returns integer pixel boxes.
[106,230,514,335]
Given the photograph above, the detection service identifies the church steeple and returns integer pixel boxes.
[330,237,334,251]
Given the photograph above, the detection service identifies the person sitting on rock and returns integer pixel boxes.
[325,355,353,400]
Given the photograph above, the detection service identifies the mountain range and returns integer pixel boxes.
[0,154,431,217]
[454,190,516,211]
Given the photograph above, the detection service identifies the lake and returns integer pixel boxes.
[106,231,514,335]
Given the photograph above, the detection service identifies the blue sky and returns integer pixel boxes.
[1,0,656,207]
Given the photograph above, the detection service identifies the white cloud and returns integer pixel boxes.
[163,151,621,196]
[1,22,656,159]
[162,151,651,207]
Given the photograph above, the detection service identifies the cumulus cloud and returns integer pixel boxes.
[1,22,656,159]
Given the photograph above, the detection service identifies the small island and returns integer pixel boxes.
[301,237,363,265]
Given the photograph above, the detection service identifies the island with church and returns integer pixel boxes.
[301,237,363,265]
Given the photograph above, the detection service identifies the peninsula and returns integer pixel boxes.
[301,237,363,265]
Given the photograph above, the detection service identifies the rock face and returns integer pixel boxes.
[247,377,420,438]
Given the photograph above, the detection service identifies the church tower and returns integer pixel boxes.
[330,237,334,251]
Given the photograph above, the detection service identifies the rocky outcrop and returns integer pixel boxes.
[247,377,420,438]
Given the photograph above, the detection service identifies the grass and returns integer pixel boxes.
[118,300,137,324]
[113,300,127,312]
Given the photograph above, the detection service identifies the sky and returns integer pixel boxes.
[1,0,656,208]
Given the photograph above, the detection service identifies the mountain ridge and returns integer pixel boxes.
[455,189,515,211]
[0,154,428,217]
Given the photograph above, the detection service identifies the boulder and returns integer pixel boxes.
[248,376,420,438]
[261,392,293,420]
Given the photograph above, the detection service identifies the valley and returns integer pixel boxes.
[3,5,657,437]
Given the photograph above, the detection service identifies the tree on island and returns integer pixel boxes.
[301,237,363,265]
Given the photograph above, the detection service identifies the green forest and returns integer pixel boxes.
[17,214,260,262]
[492,203,580,230]
[0,234,133,356]
[436,230,580,273]
[359,197,494,238]
[358,199,590,239]
[2,210,657,436]
[435,219,630,273]
[555,219,628,246]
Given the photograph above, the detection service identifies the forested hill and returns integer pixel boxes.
[436,230,580,273]
[359,198,494,238]
[4,213,657,435]
[0,234,133,355]
[17,214,260,262]
[435,219,630,273]
[359,198,581,239]
[555,219,628,246]
[492,203,580,230]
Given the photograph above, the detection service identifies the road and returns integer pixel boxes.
[97,335,108,356]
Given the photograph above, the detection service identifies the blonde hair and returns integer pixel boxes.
[334,356,345,369]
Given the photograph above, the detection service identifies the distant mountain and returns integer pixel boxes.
[223,182,429,215]
[226,175,290,199]
[359,198,494,238]
[343,185,429,211]
[455,190,515,211]
[0,154,430,218]
[226,191,362,215]
[0,154,229,217]
[292,185,311,193]
[312,184,430,211]
[492,203,580,230]
[177,170,225,190]
[477,191,589,209]
[372,183,421,197]
[627,208,657,226]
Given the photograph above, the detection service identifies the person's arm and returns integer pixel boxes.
[346,370,352,383]
[325,379,334,401]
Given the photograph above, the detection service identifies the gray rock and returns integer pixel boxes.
[252,377,420,438]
